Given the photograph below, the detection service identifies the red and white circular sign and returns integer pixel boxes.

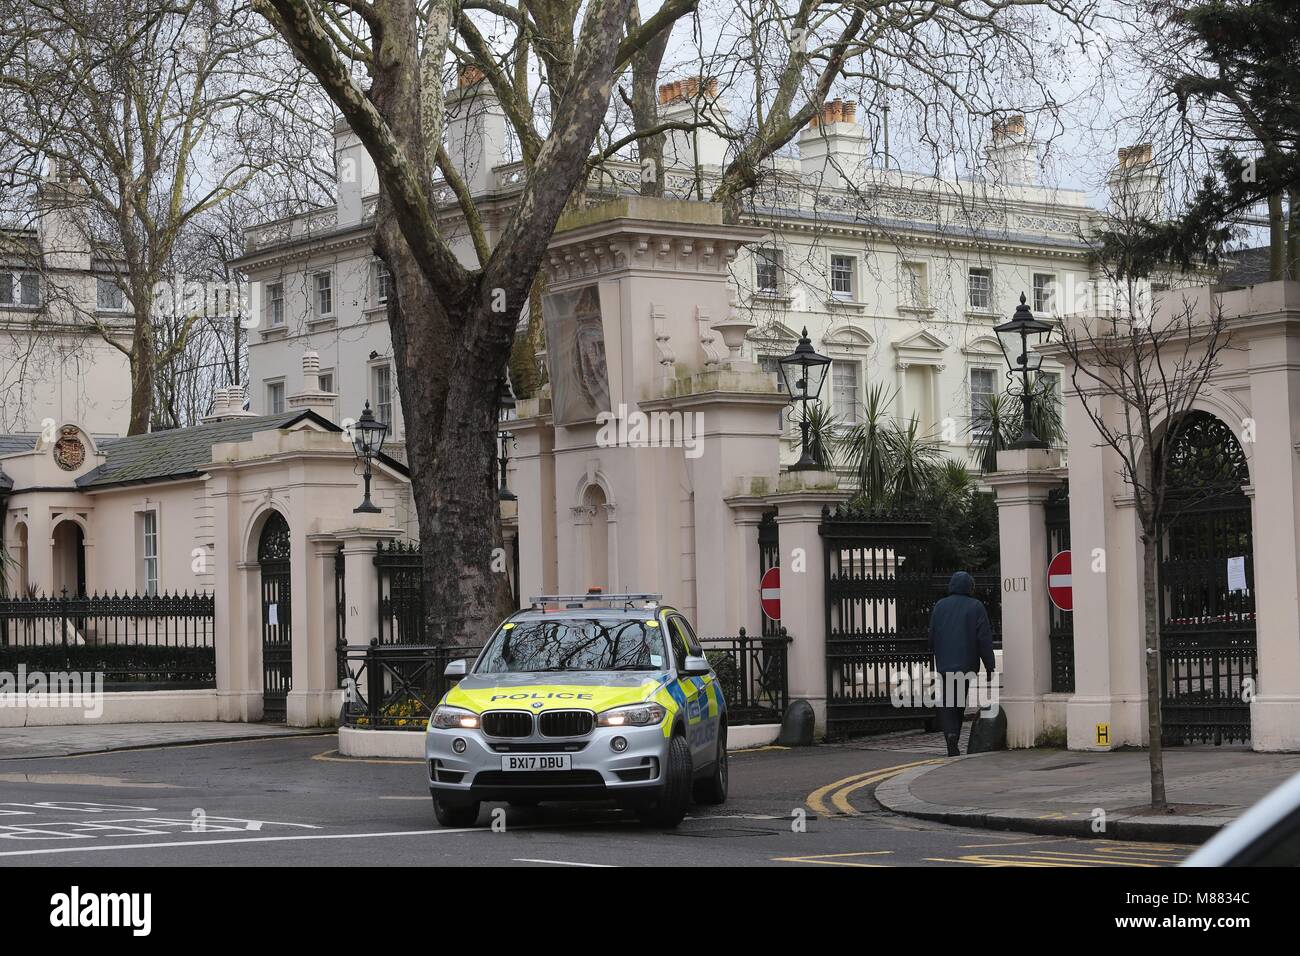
[1048,550,1073,612]
[760,566,781,621]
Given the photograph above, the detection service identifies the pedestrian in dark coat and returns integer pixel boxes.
[928,570,996,756]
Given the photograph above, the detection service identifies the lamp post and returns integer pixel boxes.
[776,327,832,470]
[496,376,517,502]
[993,293,1054,450]
[351,400,389,513]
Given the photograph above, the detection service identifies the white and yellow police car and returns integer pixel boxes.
[426,593,727,828]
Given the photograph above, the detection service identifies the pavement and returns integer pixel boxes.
[874,741,1300,844]
[0,722,333,759]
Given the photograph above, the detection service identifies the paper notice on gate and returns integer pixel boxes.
[1227,556,1247,593]
[268,603,279,627]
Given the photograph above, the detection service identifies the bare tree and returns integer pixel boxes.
[1058,214,1235,811]
[254,0,1096,645]
[0,0,332,434]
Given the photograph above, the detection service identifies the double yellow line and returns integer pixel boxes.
[806,758,944,816]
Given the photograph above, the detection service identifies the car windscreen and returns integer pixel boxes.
[476,618,667,673]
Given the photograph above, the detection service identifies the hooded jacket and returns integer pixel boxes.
[928,571,996,675]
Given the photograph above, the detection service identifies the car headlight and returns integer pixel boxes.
[597,702,667,727]
[430,705,480,730]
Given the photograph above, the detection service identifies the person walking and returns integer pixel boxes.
[928,570,996,757]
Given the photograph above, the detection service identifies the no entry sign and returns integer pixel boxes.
[760,566,781,621]
[1048,550,1073,612]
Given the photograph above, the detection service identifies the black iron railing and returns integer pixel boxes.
[375,539,425,644]
[340,642,483,730]
[340,631,790,730]
[0,590,216,688]
[701,628,790,725]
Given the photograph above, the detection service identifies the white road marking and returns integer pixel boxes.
[0,826,481,857]
[513,858,615,867]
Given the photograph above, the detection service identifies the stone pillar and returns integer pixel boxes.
[767,471,848,735]
[333,524,402,653]
[210,472,258,721]
[726,496,774,638]
[987,448,1063,747]
[509,399,557,600]
[1245,314,1300,751]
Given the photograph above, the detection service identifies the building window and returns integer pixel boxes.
[267,380,285,415]
[0,271,40,307]
[968,268,992,311]
[830,254,856,301]
[902,261,928,307]
[760,356,787,430]
[372,259,393,304]
[314,272,333,318]
[1033,273,1056,314]
[318,371,334,394]
[832,361,860,424]
[372,364,393,426]
[141,511,158,596]
[755,249,781,296]
[970,367,997,436]
[97,276,125,311]
[265,282,285,327]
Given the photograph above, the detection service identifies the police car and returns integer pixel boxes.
[426,592,727,828]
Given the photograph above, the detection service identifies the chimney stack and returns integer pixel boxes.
[287,350,339,421]
[1108,143,1162,219]
[334,116,379,228]
[986,113,1039,186]
[446,64,508,197]
[655,75,729,172]
[798,98,868,189]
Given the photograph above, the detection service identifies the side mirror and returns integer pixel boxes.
[443,659,468,679]
[680,655,711,677]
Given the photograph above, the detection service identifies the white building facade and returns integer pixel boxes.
[239,78,1176,474]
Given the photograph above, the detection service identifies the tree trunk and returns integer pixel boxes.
[127,314,155,435]
[1268,192,1285,280]
[1141,519,1168,811]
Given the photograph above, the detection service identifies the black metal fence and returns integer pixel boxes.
[821,506,938,739]
[701,628,790,725]
[0,590,216,688]
[1044,483,1075,693]
[340,642,482,729]
[375,539,425,644]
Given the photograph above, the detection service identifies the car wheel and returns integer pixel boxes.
[693,724,728,805]
[432,797,480,828]
[639,734,692,828]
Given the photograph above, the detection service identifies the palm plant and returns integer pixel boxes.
[889,415,942,504]
[838,383,895,505]
[970,390,1017,474]
[970,378,1066,474]
[802,402,840,470]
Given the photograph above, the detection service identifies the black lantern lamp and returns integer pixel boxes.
[777,327,832,470]
[993,293,1055,449]
[496,376,517,502]
[352,400,389,513]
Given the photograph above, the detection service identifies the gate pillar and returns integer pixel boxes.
[987,448,1065,747]
[1244,317,1300,752]
[767,472,848,736]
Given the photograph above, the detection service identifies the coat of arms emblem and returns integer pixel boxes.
[53,426,85,471]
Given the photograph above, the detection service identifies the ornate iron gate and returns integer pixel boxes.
[821,505,935,739]
[1157,412,1256,746]
[758,510,779,638]
[258,512,292,722]
[1044,483,1074,693]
